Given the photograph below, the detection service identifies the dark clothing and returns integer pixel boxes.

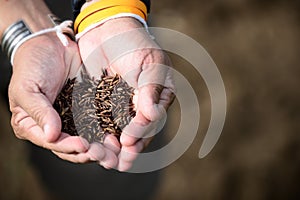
[28,140,161,200]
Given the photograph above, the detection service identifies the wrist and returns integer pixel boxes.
[78,17,149,64]
[1,17,74,64]
[13,32,62,59]
[0,0,54,38]
[99,17,144,38]
[79,17,144,44]
[12,33,63,72]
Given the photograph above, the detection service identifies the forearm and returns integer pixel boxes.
[0,0,54,38]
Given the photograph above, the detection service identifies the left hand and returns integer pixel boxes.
[78,17,175,171]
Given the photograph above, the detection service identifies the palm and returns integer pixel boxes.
[78,18,175,171]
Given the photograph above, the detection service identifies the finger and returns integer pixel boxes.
[98,148,119,169]
[117,139,149,172]
[117,160,133,172]
[120,88,174,147]
[11,109,90,154]
[119,139,144,162]
[11,108,36,140]
[87,143,106,161]
[120,112,156,146]
[137,84,166,122]
[103,134,121,154]
[52,151,92,163]
[159,88,176,111]
[10,87,62,143]
[47,133,90,154]
[52,142,107,163]
[11,110,51,146]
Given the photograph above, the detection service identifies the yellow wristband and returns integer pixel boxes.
[74,0,147,32]
[77,5,146,33]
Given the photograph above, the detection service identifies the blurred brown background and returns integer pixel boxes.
[1,0,300,199]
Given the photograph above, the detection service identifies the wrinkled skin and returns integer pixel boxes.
[78,18,175,171]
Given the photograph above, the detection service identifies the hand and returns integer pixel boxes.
[8,33,118,168]
[78,18,175,171]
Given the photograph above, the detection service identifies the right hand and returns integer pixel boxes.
[78,18,175,171]
[8,33,119,168]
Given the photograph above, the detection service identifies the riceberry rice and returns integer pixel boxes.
[53,66,136,143]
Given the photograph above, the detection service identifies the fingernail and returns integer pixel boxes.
[43,124,50,135]
[89,143,105,161]
[117,161,131,172]
[43,124,54,142]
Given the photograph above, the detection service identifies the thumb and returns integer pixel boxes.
[137,84,166,122]
[12,88,62,143]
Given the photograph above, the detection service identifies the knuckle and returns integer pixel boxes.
[166,90,176,103]
[41,142,50,150]
[142,49,166,65]
[10,116,25,140]
[73,137,89,152]
[10,79,35,96]
[14,131,25,140]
